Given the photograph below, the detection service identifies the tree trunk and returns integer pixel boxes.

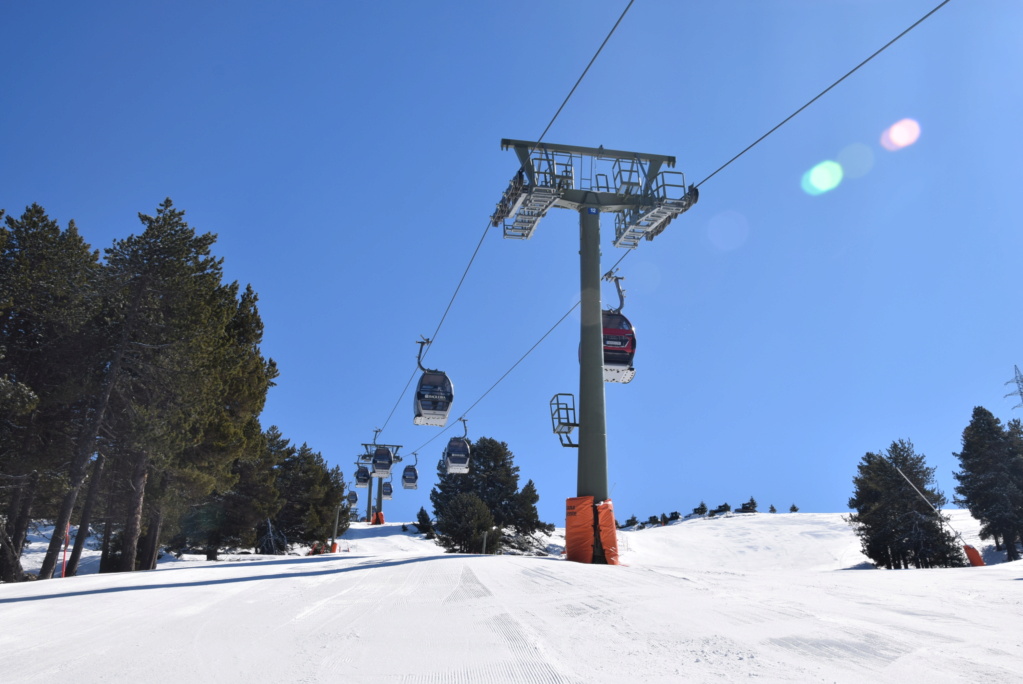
[11,470,40,556]
[4,477,24,541]
[99,519,115,573]
[65,454,106,577]
[205,529,221,562]
[1006,531,1020,562]
[138,507,164,570]
[119,452,149,572]
[0,526,25,583]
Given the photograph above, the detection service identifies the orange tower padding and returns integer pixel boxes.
[565,496,595,563]
[963,544,985,567]
[596,499,619,565]
[371,511,385,525]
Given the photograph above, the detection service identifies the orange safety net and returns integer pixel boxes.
[565,496,595,564]
[596,499,619,565]
[963,544,985,567]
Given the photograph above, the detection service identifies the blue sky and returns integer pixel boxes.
[2,1,1020,526]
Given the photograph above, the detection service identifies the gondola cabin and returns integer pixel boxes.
[347,491,358,505]
[413,371,454,426]
[354,466,370,488]
[381,481,393,500]
[444,437,471,475]
[601,311,636,384]
[402,464,418,489]
[371,446,393,477]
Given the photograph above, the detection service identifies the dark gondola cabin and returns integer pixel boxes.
[371,446,393,477]
[355,466,370,488]
[444,437,470,475]
[347,491,358,505]
[413,371,454,426]
[402,464,418,489]
[601,311,636,384]
[381,481,393,500]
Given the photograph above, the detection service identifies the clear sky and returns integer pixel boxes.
[2,1,1020,526]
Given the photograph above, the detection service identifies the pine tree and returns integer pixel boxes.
[692,501,707,516]
[98,202,257,573]
[414,507,435,539]
[0,205,102,581]
[953,407,1023,561]
[35,200,232,578]
[847,440,965,569]
[769,504,777,513]
[508,480,554,536]
[789,504,799,513]
[179,419,283,559]
[164,284,279,561]
[270,441,345,546]
[430,437,551,552]
[434,492,496,553]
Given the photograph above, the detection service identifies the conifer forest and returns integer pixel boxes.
[0,202,346,582]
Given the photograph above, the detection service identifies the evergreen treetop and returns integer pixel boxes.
[847,439,965,569]
[953,407,1023,561]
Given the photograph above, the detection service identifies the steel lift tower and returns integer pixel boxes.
[360,433,402,524]
[1006,364,1023,410]
[491,139,698,562]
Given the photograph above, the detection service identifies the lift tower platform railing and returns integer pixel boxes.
[492,139,698,563]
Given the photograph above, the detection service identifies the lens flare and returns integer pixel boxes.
[801,160,843,195]
[836,143,874,179]
[881,118,920,150]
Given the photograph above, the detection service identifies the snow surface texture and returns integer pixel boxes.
[5,511,1021,683]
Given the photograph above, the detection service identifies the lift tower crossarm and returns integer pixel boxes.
[501,139,676,168]
[492,139,698,244]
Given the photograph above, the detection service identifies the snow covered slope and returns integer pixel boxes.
[4,513,1021,683]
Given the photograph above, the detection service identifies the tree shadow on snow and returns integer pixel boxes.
[0,554,465,605]
[837,561,877,570]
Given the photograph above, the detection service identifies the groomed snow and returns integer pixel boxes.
[5,511,1021,683]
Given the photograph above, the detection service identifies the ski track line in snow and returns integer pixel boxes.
[286,557,434,681]
[401,563,575,684]
[443,564,493,603]
[290,557,402,623]
[312,558,473,681]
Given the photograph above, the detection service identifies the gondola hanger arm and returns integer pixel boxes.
[602,270,626,314]
[416,337,433,372]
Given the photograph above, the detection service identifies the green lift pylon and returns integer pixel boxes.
[492,139,698,562]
